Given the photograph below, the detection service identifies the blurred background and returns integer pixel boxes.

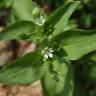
[0,0,96,96]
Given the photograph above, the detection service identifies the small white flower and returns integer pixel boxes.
[36,16,45,25]
[41,47,54,61]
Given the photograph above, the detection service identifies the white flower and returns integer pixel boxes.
[36,16,45,25]
[42,47,54,61]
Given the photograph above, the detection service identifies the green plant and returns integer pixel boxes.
[69,0,96,28]
[0,0,96,96]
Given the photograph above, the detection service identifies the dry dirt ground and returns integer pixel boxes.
[0,41,43,96]
[0,81,43,96]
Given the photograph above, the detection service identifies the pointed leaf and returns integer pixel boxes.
[53,29,96,60]
[0,51,44,84]
[45,1,80,35]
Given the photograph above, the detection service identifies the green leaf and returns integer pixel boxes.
[6,0,47,25]
[0,21,38,41]
[53,29,96,60]
[50,24,77,38]
[9,0,35,22]
[0,51,45,85]
[45,1,80,35]
[41,57,74,96]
